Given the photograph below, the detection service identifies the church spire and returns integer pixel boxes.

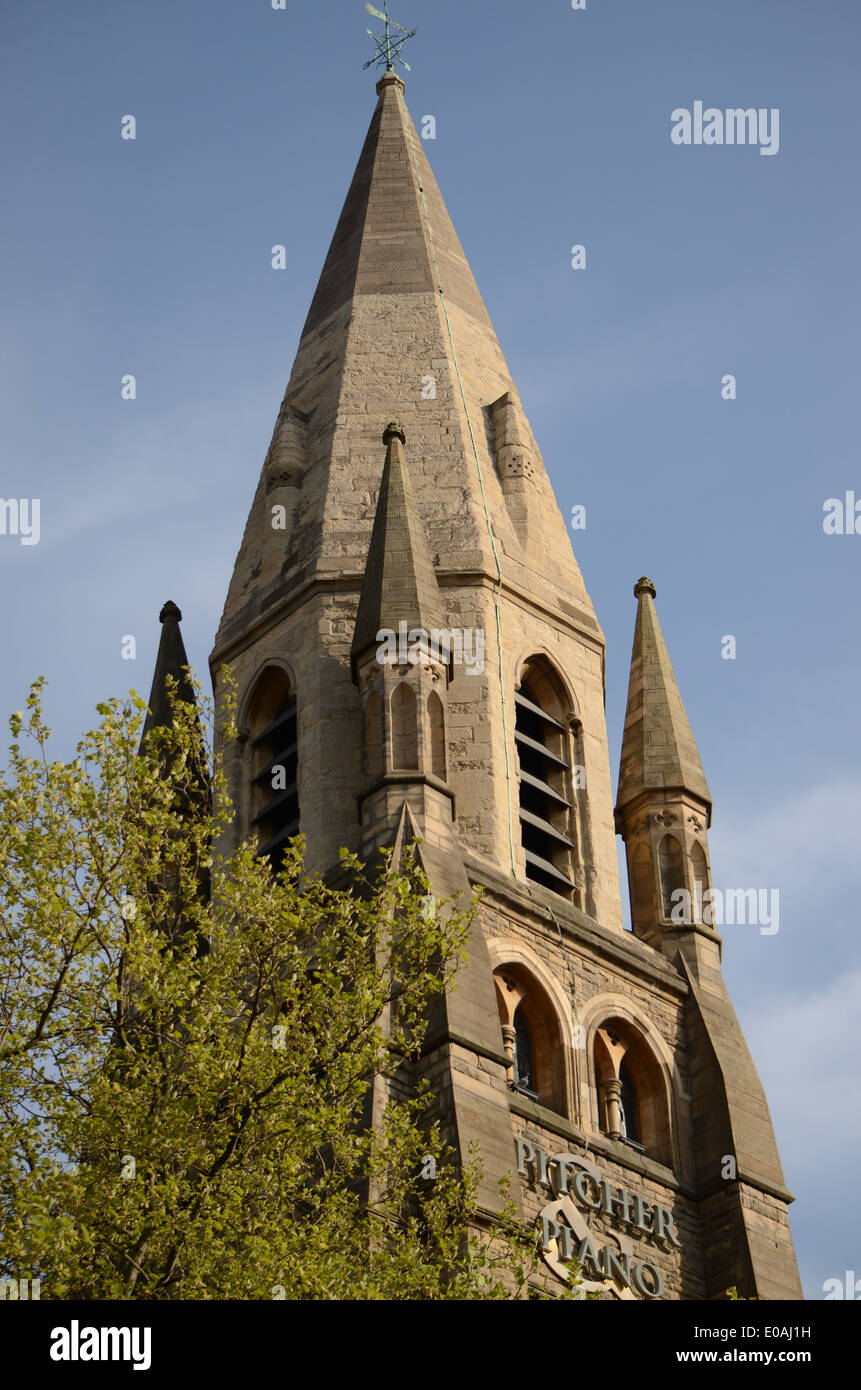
[206,60,802,1297]
[212,66,620,927]
[213,65,591,658]
[299,66,492,349]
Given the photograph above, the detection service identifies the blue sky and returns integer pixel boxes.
[1,0,858,1300]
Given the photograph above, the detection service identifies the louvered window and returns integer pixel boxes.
[514,682,576,897]
[250,679,299,873]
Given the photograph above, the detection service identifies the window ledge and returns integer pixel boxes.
[507,1090,695,1197]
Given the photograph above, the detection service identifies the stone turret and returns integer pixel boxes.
[615,579,802,1299]
[351,422,455,861]
[615,576,714,968]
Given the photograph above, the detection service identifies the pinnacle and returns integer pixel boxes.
[351,422,444,675]
[616,579,711,817]
[142,600,198,742]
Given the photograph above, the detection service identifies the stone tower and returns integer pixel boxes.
[207,71,802,1300]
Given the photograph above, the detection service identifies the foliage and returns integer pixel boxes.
[0,677,581,1300]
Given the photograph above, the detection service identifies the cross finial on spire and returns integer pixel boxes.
[363,2,417,75]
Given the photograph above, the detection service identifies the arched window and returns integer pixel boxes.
[593,1020,672,1165]
[248,669,299,873]
[658,834,686,920]
[690,841,709,923]
[493,964,568,1115]
[514,658,578,898]
[391,683,418,770]
[427,691,446,779]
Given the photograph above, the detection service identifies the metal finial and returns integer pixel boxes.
[363,2,417,75]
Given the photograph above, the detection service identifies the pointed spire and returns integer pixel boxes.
[214,70,592,652]
[301,69,492,342]
[616,578,711,821]
[351,423,444,676]
[141,601,198,744]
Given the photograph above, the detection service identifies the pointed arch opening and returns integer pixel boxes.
[514,656,579,900]
[690,841,709,923]
[629,841,656,933]
[658,834,686,920]
[247,667,299,873]
[391,683,418,770]
[427,690,446,780]
[493,963,568,1116]
[593,1018,672,1166]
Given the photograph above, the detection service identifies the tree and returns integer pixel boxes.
[0,678,579,1300]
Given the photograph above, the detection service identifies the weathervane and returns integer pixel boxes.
[363,2,417,75]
